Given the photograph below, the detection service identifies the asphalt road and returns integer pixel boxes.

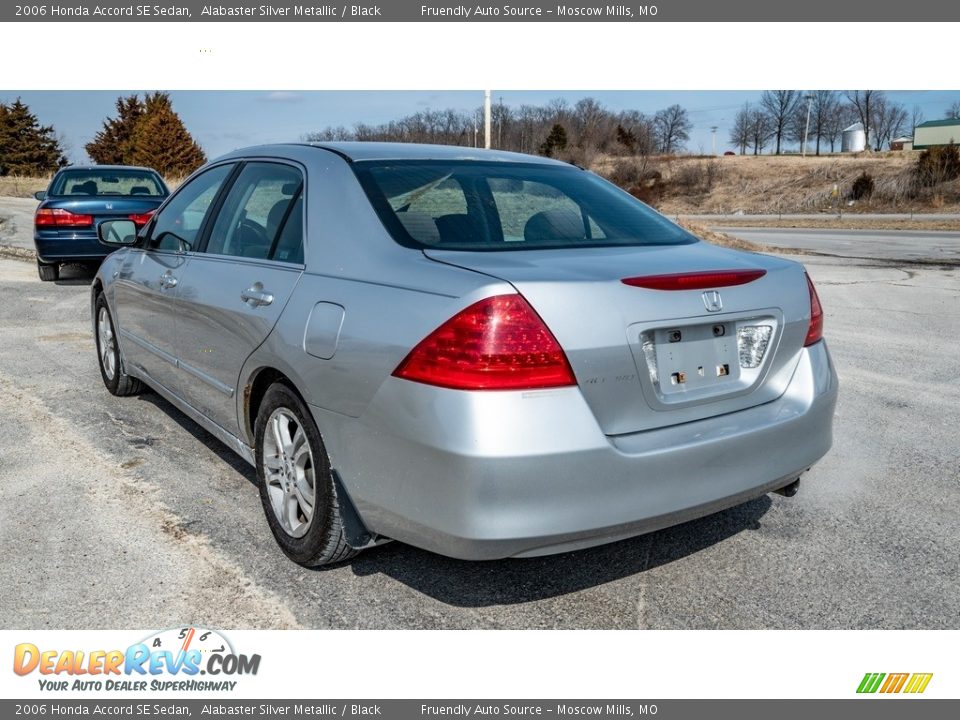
[713,226,960,263]
[0,196,38,252]
[1,249,958,629]
[682,212,960,223]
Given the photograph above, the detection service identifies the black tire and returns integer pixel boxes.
[38,261,59,281]
[94,293,144,397]
[254,382,357,567]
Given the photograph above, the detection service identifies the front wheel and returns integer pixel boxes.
[94,293,143,396]
[254,383,357,567]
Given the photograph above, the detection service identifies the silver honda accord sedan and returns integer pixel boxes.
[91,142,838,566]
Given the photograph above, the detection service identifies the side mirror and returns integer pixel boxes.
[33,190,46,201]
[98,219,139,247]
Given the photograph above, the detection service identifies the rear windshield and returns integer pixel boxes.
[353,160,696,251]
[50,169,167,198]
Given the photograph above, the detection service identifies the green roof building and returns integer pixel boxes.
[913,118,960,150]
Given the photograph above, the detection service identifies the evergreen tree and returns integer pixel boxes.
[128,92,206,176]
[616,124,637,154]
[0,98,67,176]
[86,94,144,164]
[539,123,568,157]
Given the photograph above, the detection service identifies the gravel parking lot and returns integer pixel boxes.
[1,217,958,629]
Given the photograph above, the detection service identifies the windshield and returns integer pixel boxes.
[49,169,167,198]
[353,160,697,251]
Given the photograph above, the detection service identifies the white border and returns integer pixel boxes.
[1,22,956,90]
[2,17,957,703]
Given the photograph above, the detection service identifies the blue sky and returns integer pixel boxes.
[3,90,959,163]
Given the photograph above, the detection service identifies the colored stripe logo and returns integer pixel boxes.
[857,672,933,694]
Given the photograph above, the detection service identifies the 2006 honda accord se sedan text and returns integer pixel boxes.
[91,143,838,567]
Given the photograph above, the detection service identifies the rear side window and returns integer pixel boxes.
[50,169,166,197]
[147,163,233,252]
[353,161,695,251]
[204,162,304,264]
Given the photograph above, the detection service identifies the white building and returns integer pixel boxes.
[841,122,866,153]
[913,119,960,150]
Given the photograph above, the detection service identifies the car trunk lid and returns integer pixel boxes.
[37,197,162,238]
[425,242,811,435]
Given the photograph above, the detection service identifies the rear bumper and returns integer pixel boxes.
[35,233,108,264]
[313,341,839,560]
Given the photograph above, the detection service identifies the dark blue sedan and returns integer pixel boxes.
[34,165,169,281]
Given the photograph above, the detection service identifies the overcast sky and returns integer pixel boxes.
[3,89,959,163]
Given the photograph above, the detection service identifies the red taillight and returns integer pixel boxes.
[128,210,155,226]
[34,208,94,228]
[392,294,576,391]
[622,269,766,290]
[804,273,824,346]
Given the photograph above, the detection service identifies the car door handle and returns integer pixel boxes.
[241,284,274,307]
[159,272,178,289]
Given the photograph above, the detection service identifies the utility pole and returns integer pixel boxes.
[802,93,814,157]
[498,96,503,149]
[484,90,492,149]
[710,126,718,156]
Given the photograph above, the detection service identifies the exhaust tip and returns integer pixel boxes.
[774,478,801,497]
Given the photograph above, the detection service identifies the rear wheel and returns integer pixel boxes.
[95,293,143,396]
[254,383,357,567]
[37,261,59,281]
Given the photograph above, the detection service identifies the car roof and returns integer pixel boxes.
[214,142,572,166]
[57,165,159,173]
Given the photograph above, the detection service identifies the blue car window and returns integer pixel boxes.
[204,163,303,262]
[147,164,234,252]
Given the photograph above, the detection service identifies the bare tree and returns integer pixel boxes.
[822,102,855,153]
[615,110,656,158]
[749,108,772,155]
[844,90,883,150]
[872,97,908,150]
[947,101,960,120]
[729,103,752,155]
[653,104,692,154]
[760,90,802,154]
[910,105,925,136]
[303,125,352,141]
[800,91,841,155]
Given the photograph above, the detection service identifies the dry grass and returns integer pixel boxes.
[596,152,960,215]
[706,218,960,232]
[678,221,777,254]
[0,175,50,198]
[0,243,36,262]
[0,174,182,198]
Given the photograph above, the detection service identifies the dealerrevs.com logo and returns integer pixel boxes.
[13,627,260,692]
[857,673,933,694]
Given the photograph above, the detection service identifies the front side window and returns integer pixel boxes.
[354,161,696,251]
[147,164,234,252]
[50,169,167,197]
[204,162,304,263]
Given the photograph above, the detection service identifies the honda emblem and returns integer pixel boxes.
[702,290,723,312]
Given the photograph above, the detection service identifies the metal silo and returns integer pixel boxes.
[842,122,866,152]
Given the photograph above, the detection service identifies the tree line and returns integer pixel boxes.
[84,92,206,176]
[0,93,205,177]
[310,91,955,160]
[730,90,927,156]
[4,92,960,181]
[305,97,694,164]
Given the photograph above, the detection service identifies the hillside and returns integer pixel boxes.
[595,152,960,215]
[4,151,960,218]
